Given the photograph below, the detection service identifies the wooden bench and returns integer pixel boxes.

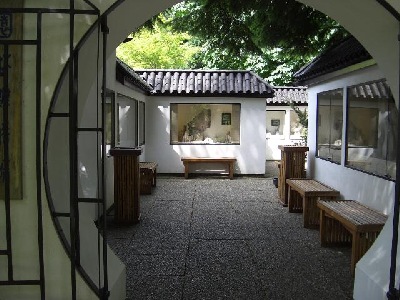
[317,200,387,275]
[139,162,157,194]
[286,179,339,228]
[181,157,236,179]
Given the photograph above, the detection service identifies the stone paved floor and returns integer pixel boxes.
[107,176,353,300]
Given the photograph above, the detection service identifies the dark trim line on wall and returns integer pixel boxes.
[375,0,400,21]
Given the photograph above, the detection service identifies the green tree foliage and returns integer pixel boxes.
[119,0,348,85]
[168,0,347,54]
[165,0,348,84]
[116,21,199,69]
[188,42,307,84]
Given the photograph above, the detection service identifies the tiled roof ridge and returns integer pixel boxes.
[134,68,275,98]
[268,85,308,104]
[133,68,255,73]
[273,85,307,89]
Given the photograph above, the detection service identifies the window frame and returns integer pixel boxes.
[116,93,139,148]
[344,79,397,181]
[139,101,145,146]
[289,106,308,141]
[104,89,116,148]
[170,103,241,145]
[316,88,343,165]
[266,109,286,139]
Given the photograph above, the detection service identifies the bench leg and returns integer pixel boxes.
[320,209,327,247]
[184,163,189,179]
[229,162,234,179]
[303,196,310,228]
[140,170,153,195]
[288,186,293,212]
[320,211,352,247]
[288,188,302,213]
[152,168,157,187]
[350,231,380,276]
[303,196,320,229]
[351,232,359,276]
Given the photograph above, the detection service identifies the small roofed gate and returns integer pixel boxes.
[0,1,113,299]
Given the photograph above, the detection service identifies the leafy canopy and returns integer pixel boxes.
[116,20,200,69]
[167,0,346,56]
[119,0,348,84]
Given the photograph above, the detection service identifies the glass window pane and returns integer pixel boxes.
[116,103,120,145]
[117,94,138,147]
[346,80,397,179]
[266,110,285,136]
[104,90,115,147]
[170,104,240,144]
[317,89,343,163]
[290,107,308,138]
[290,110,300,136]
[105,103,112,145]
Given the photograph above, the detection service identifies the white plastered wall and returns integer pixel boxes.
[2,0,400,299]
[145,96,266,175]
[306,64,395,212]
[306,62,398,299]
[73,0,400,299]
[266,105,306,160]
[75,0,400,298]
[0,0,167,299]
[105,56,148,210]
[297,2,400,299]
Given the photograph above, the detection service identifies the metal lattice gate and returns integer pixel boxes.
[0,1,111,299]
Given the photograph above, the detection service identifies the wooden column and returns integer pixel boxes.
[110,148,142,225]
[277,145,308,206]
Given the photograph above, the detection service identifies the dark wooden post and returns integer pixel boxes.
[110,148,142,224]
[277,145,309,206]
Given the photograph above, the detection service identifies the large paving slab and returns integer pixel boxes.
[183,239,265,300]
[107,176,354,300]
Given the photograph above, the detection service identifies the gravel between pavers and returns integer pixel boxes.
[108,176,353,300]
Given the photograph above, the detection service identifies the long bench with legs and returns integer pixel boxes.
[317,199,387,275]
[181,157,236,179]
[286,179,340,228]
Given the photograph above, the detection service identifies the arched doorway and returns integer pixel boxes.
[0,1,398,299]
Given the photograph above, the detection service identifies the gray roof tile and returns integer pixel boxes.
[268,86,308,104]
[116,59,307,103]
[135,69,274,97]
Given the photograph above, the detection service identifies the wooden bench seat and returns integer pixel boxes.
[139,162,157,195]
[317,200,387,275]
[286,179,339,228]
[181,157,236,179]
